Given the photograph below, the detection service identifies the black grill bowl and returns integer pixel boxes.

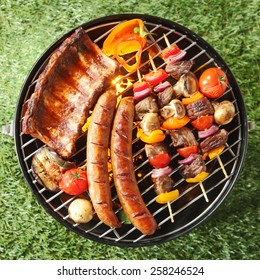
[14,14,248,247]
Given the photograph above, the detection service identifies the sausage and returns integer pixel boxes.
[111,96,158,235]
[87,88,121,228]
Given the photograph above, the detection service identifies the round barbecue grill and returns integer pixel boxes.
[14,14,248,247]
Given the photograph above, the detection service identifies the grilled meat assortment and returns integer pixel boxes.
[22,27,118,159]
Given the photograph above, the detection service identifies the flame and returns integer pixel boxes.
[112,75,134,95]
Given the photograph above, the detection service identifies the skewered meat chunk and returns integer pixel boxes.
[200,129,228,153]
[145,142,169,158]
[154,175,173,195]
[134,95,158,120]
[186,97,214,120]
[167,127,198,147]
[180,154,206,179]
[165,60,194,80]
[22,27,118,159]
[157,86,175,108]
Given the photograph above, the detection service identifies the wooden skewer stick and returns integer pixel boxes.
[199,181,209,203]
[167,202,174,223]
[148,53,157,72]
[217,155,228,178]
[163,33,171,48]
[137,69,142,82]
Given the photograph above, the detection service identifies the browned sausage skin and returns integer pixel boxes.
[111,96,157,235]
[87,88,121,228]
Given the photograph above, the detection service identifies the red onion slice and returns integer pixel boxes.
[198,125,219,138]
[133,87,152,101]
[178,154,196,165]
[151,166,172,178]
[165,50,187,64]
[154,81,171,92]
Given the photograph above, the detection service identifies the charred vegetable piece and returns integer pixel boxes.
[31,146,75,192]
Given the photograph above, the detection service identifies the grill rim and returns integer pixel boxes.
[14,14,248,247]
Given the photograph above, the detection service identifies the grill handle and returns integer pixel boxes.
[2,120,14,137]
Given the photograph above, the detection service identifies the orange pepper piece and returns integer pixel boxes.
[208,145,225,159]
[156,189,179,204]
[186,171,209,183]
[161,115,190,130]
[137,128,166,143]
[182,91,204,105]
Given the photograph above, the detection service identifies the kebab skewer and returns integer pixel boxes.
[134,62,178,222]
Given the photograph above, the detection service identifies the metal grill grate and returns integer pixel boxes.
[15,15,247,247]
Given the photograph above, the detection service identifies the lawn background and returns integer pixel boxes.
[0,0,259,260]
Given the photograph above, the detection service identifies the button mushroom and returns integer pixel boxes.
[214,100,235,125]
[160,99,186,119]
[172,71,199,97]
[68,198,94,224]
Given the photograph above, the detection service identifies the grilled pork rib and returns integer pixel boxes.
[22,27,118,159]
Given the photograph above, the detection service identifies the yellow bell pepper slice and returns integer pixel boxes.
[103,19,147,72]
[186,171,209,183]
[156,189,180,204]
[208,145,225,159]
[137,128,166,143]
[161,115,190,130]
[182,91,204,105]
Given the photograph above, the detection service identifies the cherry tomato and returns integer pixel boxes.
[149,153,171,169]
[161,44,181,59]
[143,68,168,86]
[191,115,214,131]
[59,168,88,195]
[199,67,228,98]
[177,145,198,158]
[133,81,150,93]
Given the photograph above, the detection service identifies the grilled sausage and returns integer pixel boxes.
[87,88,121,228]
[111,96,158,235]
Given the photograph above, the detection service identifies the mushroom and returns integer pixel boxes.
[68,198,94,224]
[160,99,186,119]
[172,71,199,97]
[214,100,235,125]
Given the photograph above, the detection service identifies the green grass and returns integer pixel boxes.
[0,0,259,260]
